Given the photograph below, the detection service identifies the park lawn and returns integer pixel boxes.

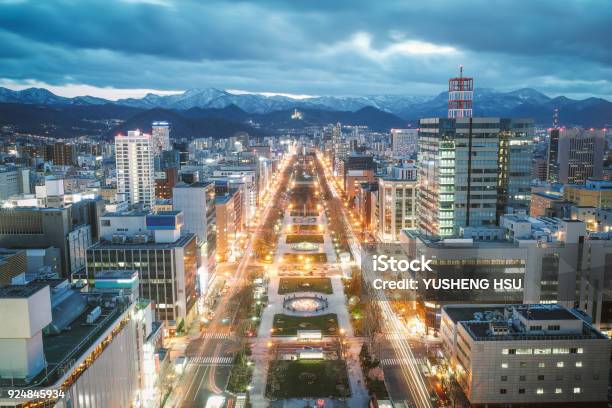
[282,253,327,263]
[266,360,350,399]
[272,313,339,336]
[285,234,324,244]
[278,277,333,294]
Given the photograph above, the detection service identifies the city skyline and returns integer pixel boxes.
[0,0,611,99]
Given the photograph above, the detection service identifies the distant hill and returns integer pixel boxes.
[1,86,611,127]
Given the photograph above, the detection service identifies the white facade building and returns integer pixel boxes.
[115,130,155,208]
[378,177,418,242]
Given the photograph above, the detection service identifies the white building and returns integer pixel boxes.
[0,166,29,201]
[391,128,418,157]
[151,121,171,153]
[378,177,418,242]
[440,304,610,407]
[212,167,257,223]
[115,130,155,208]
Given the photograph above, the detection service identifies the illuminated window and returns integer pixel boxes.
[501,363,508,368]
[573,387,581,394]
[575,362,582,367]
[556,362,564,368]
[536,388,544,395]
[555,388,562,394]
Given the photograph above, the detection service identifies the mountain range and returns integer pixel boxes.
[0,86,611,139]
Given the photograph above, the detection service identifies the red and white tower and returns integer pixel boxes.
[448,65,474,118]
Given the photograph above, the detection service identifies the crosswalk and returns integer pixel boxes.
[380,357,427,367]
[189,356,234,366]
[201,332,232,340]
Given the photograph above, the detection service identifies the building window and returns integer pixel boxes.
[538,375,545,381]
[536,388,544,395]
[538,362,545,368]
[575,361,582,367]
[518,388,525,394]
[519,375,526,381]
[519,362,527,368]
[500,389,507,394]
[502,348,509,355]
[555,388,563,394]
[547,325,560,330]
[573,387,581,394]
[501,363,508,368]
[501,376,507,382]
[576,347,584,354]
[556,362,564,368]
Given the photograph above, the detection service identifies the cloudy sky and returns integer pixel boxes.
[0,0,611,100]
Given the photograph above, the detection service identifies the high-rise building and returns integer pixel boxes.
[558,128,605,185]
[547,129,560,182]
[447,65,473,119]
[173,182,216,284]
[45,142,78,166]
[377,177,418,242]
[151,121,171,154]
[115,130,155,208]
[418,117,533,237]
[391,128,418,157]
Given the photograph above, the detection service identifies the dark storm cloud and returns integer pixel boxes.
[0,0,611,98]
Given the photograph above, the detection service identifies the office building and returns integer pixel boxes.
[152,121,171,154]
[0,166,29,200]
[390,128,418,157]
[547,128,560,182]
[564,179,612,208]
[440,304,610,407]
[115,130,155,208]
[344,154,376,203]
[558,128,605,184]
[532,157,547,181]
[0,199,104,277]
[355,182,378,234]
[215,189,240,262]
[85,211,199,329]
[378,177,418,242]
[417,117,533,237]
[212,167,257,222]
[402,215,612,333]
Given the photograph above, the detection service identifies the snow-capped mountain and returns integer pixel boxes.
[1,86,610,125]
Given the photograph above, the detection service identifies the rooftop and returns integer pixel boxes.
[0,283,47,299]
[174,181,213,188]
[92,232,195,249]
[445,304,609,342]
[516,307,579,321]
